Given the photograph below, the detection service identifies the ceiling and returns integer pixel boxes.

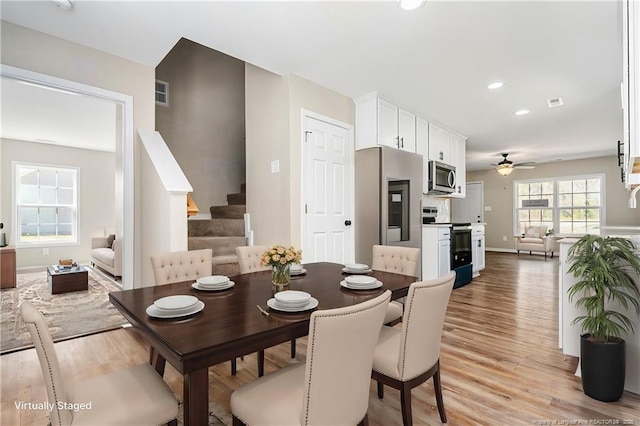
[0,0,624,171]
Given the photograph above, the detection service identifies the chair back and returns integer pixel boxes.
[398,272,455,380]
[524,225,548,239]
[19,301,73,426]
[301,290,391,425]
[372,245,420,276]
[236,245,270,274]
[150,249,212,285]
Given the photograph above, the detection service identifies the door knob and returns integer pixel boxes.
[345,220,352,226]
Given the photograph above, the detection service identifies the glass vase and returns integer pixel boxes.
[271,263,291,293]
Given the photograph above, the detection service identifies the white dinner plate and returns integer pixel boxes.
[274,290,311,304]
[341,267,373,274]
[340,280,382,290]
[153,295,198,311]
[345,275,377,286]
[267,297,319,312]
[290,268,307,276]
[197,275,230,286]
[191,281,235,291]
[146,300,205,319]
[344,263,369,271]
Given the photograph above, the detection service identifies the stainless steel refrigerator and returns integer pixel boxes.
[354,146,423,268]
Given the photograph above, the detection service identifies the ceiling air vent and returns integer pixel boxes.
[155,80,169,107]
[546,97,564,108]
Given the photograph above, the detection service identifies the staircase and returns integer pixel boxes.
[188,184,247,276]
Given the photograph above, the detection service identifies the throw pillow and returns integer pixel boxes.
[525,228,540,238]
[106,234,116,250]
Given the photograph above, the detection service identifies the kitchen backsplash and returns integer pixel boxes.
[422,195,451,223]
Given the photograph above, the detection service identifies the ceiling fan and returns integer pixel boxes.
[491,153,536,176]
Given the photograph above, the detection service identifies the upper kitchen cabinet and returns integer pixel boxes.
[428,123,451,164]
[355,92,416,153]
[450,132,467,198]
[622,0,640,187]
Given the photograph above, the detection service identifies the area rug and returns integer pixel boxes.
[0,267,128,353]
[177,400,231,426]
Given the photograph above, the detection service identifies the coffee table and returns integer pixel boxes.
[47,265,89,294]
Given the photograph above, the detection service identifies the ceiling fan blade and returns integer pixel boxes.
[514,165,535,169]
[514,161,536,167]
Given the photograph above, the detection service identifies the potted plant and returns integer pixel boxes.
[567,234,640,402]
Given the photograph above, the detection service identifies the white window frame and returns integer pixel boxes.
[513,173,606,237]
[13,161,81,247]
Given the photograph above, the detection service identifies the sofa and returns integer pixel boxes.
[515,225,554,259]
[91,235,122,277]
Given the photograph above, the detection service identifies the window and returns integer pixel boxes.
[514,174,604,237]
[15,163,79,246]
[155,80,168,106]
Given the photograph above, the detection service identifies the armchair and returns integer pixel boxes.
[515,225,554,259]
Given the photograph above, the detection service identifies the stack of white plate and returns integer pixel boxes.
[342,263,372,274]
[146,295,204,318]
[192,275,235,291]
[267,290,318,312]
[341,275,382,290]
[290,263,306,276]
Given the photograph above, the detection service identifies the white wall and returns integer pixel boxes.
[1,139,115,268]
[1,21,155,285]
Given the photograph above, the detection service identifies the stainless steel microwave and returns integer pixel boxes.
[427,161,456,194]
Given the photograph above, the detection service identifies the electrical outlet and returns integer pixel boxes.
[43,247,49,255]
[502,236,507,242]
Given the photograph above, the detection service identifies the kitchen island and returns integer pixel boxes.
[558,230,640,394]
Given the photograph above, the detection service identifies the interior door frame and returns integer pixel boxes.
[300,109,355,263]
[1,64,135,290]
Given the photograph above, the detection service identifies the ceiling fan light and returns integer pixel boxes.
[399,0,426,11]
[496,165,514,176]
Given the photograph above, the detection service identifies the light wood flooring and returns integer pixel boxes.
[2,252,639,425]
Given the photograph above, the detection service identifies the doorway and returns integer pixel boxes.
[0,65,134,289]
[302,111,354,264]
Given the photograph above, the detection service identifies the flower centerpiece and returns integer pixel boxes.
[261,245,302,289]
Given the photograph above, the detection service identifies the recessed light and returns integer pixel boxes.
[487,82,504,90]
[514,110,530,116]
[51,0,73,9]
[398,0,426,11]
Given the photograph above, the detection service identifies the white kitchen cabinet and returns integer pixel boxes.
[449,133,466,198]
[355,92,416,153]
[428,123,450,164]
[422,226,451,280]
[471,224,485,277]
[622,0,640,187]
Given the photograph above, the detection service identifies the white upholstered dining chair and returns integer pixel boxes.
[230,290,392,426]
[236,245,271,274]
[371,271,455,426]
[19,301,178,426]
[150,248,212,285]
[371,244,421,326]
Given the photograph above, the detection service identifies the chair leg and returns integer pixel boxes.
[377,381,384,399]
[400,383,413,426]
[231,358,237,376]
[433,365,447,423]
[258,349,265,377]
[358,413,369,426]
[291,339,296,358]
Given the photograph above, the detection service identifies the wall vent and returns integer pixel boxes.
[546,97,563,108]
[155,80,169,107]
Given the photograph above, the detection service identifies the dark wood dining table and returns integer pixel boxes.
[108,262,416,425]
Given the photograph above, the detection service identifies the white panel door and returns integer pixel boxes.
[304,115,353,264]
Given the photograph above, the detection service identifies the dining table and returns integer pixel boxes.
[108,261,416,425]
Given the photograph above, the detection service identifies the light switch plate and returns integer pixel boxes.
[271,160,279,174]
[484,206,492,211]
